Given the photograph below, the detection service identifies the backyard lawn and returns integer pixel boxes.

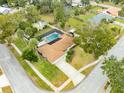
[41,14,54,23]
[70,46,95,70]
[34,26,52,37]
[10,47,52,91]
[78,13,96,21]
[32,61,68,87]
[66,18,85,29]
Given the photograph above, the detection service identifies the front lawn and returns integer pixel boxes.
[81,65,96,76]
[10,47,52,91]
[14,38,27,52]
[62,82,74,91]
[13,37,68,87]
[32,60,68,87]
[70,46,95,70]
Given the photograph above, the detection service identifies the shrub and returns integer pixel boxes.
[66,48,74,63]
[22,48,38,62]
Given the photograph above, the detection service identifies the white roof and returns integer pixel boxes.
[0,6,11,14]
[33,21,47,30]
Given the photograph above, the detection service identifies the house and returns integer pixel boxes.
[33,20,47,30]
[105,8,119,17]
[37,29,74,63]
[66,0,82,7]
[0,6,11,14]
[90,13,114,24]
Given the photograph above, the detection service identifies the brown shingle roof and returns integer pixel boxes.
[37,34,74,62]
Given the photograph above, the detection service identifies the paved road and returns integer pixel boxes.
[0,45,50,93]
[91,1,121,11]
[113,21,124,28]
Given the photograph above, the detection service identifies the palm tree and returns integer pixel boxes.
[16,29,24,38]
[28,38,38,50]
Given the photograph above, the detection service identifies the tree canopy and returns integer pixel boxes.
[119,7,124,17]
[102,56,124,93]
[74,22,116,58]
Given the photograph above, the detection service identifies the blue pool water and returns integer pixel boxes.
[45,33,60,42]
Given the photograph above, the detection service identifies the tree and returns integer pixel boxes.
[19,21,32,30]
[22,48,38,62]
[25,27,33,37]
[34,0,53,14]
[24,5,40,23]
[81,0,90,5]
[102,56,124,93]
[6,36,13,46]
[0,0,6,5]
[29,38,38,49]
[53,2,67,28]
[16,29,24,38]
[54,3,65,22]
[119,7,124,17]
[74,23,116,58]
[66,48,74,63]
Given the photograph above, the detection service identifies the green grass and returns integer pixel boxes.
[66,18,85,29]
[13,37,68,87]
[32,60,68,87]
[14,38,27,52]
[98,1,116,7]
[62,82,74,91]
[10,47,52,91]
[115,18,124,24]
[70,46,95,70]
[78,13,95,21]
[81,65,96,76]
[34,26,52,37]
[2,86,12,93]
[41,14,54,23]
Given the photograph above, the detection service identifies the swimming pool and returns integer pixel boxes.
[44,32,60,42]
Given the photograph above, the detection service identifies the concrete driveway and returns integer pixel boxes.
[54,54,85,86]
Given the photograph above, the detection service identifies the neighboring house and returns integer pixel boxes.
[66,0,82,7]
[103,8,120,17]
[0,7,11,14]
[90,13,114,24]
[33,21,47,30]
